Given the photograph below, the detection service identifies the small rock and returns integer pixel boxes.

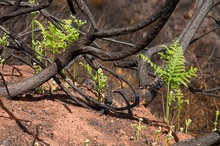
[29,111,36,114]
[43,110,49,114]
[119,129,125,135]
[130,136,134,140]
[151,142,158,146]
[0,140,10,146]
[27,121,31,126]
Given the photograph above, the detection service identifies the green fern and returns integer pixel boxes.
[140,39,197,126]
[35,16,85,61]
[32,16,85,94]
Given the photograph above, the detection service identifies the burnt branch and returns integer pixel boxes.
[0,0,53,24]
[172,129,220,146]
[11,0,22,11]
[178,0,214,51]
[92,0,179,38]
[146,0,214,101]
[67,0,76,15]
[74,0,98,30]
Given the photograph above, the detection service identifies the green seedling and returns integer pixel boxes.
[165,130,174,145]
[155,126,162,142]
[185,119,192,134]
[31,15,85,94]
[84,139,89,146]
[0,33,9,64]
[0,33,9,47]
[80,62,107,102]
[132,118,146,141]
[213,110,219,131]
[34,141,40,146]
[173,88,189,130]
[179,127,184,133]
[140,39,197,126]
[35,16,86,61]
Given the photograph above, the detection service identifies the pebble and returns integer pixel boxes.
[26,121,31,126]
[0,140,10,146]
[130,136,134,140]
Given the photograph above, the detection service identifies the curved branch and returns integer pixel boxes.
[92,0,179,38]
[172,129,220,146]
[178,0,213,51]
[74,0,98,30]
[82,0,179,61]
[0,0,53,24]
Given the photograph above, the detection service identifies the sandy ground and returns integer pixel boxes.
[0,65,192,146]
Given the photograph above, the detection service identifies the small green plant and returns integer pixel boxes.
[35,17,84,61]
[155,126,162,142]
[0,33,9,64]
[80,62,108,102]
[31,15,85,94]
[213,110,219,131]
[173,88,189,129]
[34,141,40,146]
[185,118,192,134]
[0,33,9,47]
[165,130,174,145]
[84,139,89,146]
[179,127,184,133]
[140,39,197,128]
[132,118,146,141]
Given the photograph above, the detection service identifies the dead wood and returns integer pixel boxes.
[172,129,220,146]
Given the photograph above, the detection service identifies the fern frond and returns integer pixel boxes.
[139,54,163,77]
[140,39,197,88]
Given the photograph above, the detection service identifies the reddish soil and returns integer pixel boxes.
[0,65,192,146]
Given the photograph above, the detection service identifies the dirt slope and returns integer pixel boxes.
[0,65,192,146]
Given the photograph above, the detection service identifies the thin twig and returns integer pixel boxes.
[0,0,53,24]
[204,46,216,71]
[0,72,12,108]
[74,0,98,30]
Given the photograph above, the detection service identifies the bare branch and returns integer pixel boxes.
[74,0,98,30]
[178,0,214,51]
[0,0,53,24]
[11,0,22,11]
[92,0,179,38]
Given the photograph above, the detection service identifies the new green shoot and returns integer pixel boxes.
[213,110,219,131]
[165,130,174,145]
[185,119,192,134]
[0,33,9,64]
[132,118,146,141]
[80,62,107,102]
[84,139,89,146]
[155,126,162,142]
